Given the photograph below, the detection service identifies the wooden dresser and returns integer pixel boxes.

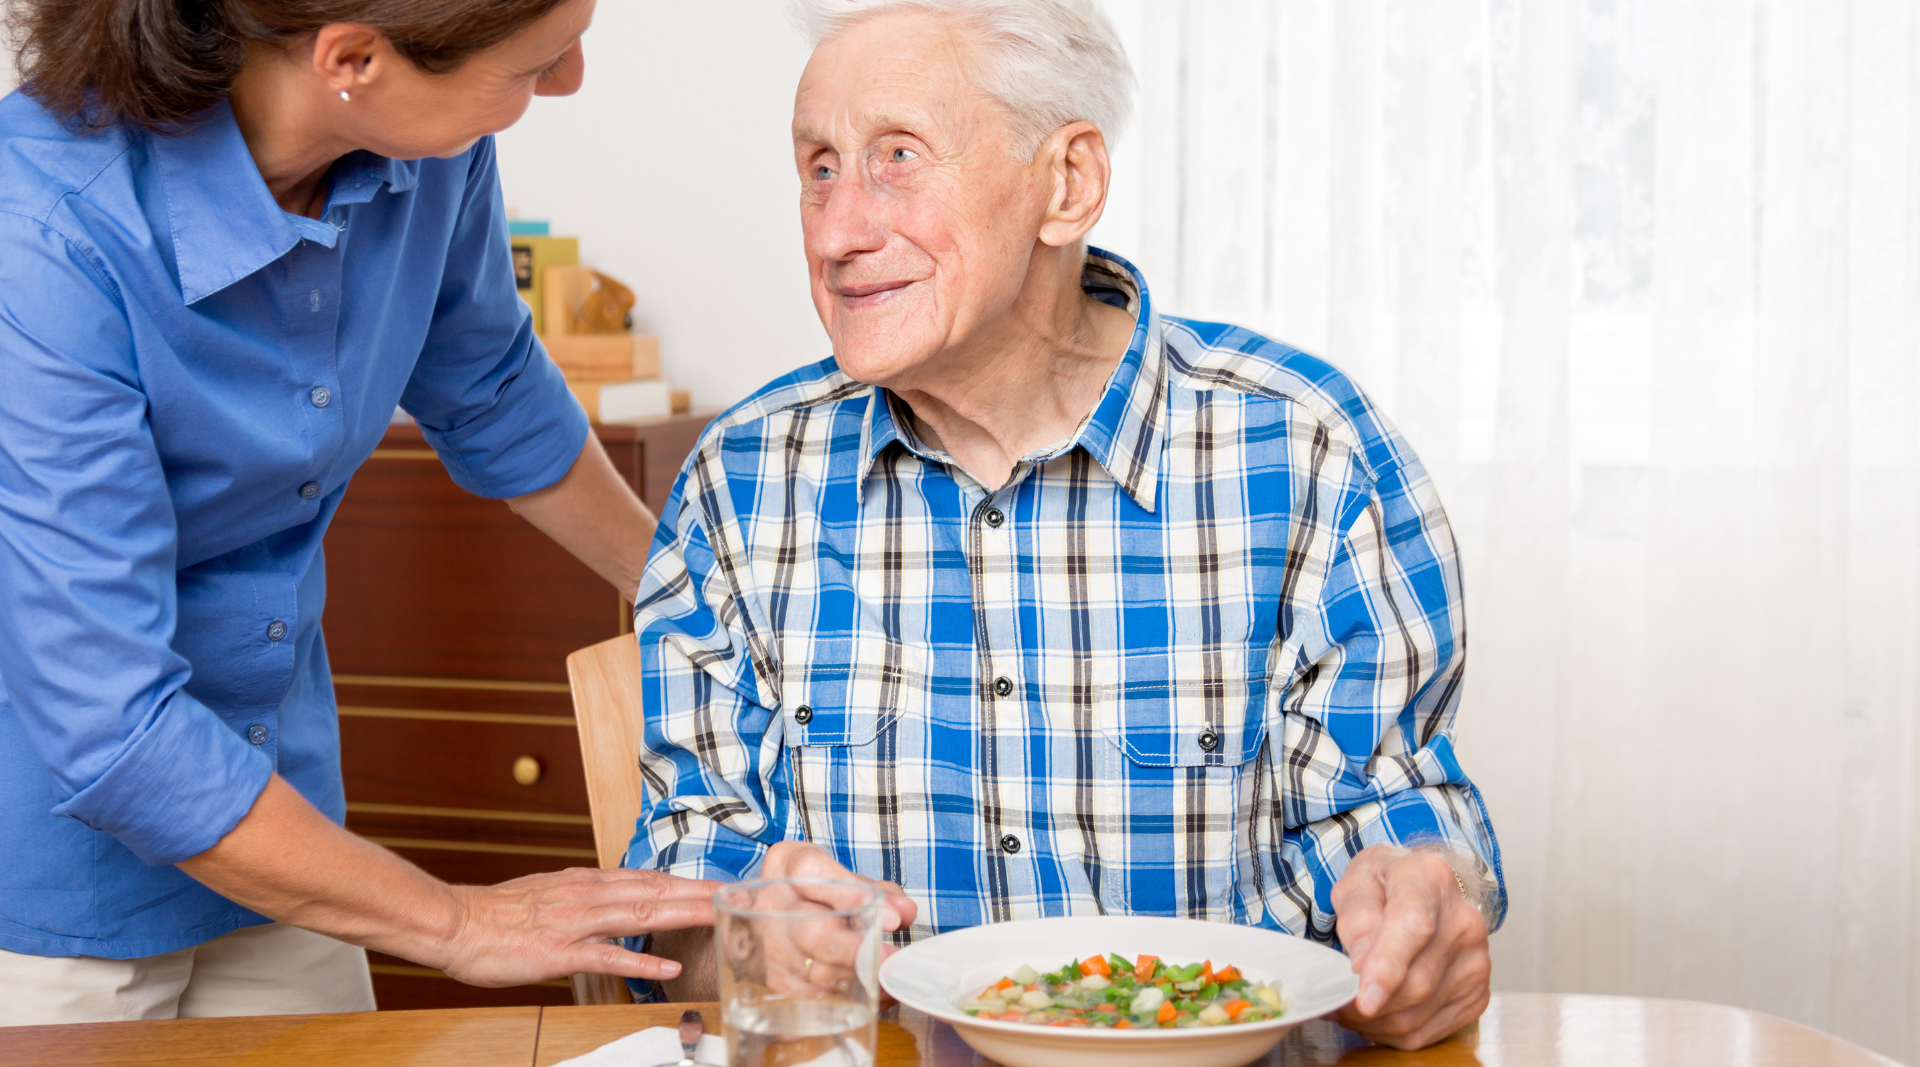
[320,415,710,1010]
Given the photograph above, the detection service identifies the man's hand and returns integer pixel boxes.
[760,841,918,934]
[654,841,919,1001]
[1330,844,1491,1050]
[436,867,722,987]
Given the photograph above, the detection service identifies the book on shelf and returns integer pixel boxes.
[510,235,578,335]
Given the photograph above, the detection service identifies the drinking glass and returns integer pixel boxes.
[714,878,882,1067]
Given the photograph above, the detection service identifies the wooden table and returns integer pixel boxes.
[1,994,1895,1067]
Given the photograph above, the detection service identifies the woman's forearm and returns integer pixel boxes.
[179,775,721,986]
[177,774,466,966]
[507,434,658,598]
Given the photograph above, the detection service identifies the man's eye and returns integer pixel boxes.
[814,166,836,181]
[892,148,919,163]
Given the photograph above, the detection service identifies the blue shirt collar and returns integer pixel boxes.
[152,102,420,304]
[857,247,1167,511]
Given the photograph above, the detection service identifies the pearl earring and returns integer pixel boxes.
[339,90,351,102]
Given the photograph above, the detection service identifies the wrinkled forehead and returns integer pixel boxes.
[791,11,999,148]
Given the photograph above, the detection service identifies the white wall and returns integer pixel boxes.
[495,0,1144,414]
[494,1,823,415]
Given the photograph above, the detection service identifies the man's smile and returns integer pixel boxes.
[835,279,917,308]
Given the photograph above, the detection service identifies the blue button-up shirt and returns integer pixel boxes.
[628,251,1505,942]
[0,93,588,958]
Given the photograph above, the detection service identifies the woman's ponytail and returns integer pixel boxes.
[5,0,568,132]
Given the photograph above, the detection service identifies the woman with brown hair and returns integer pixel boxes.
[0,0,728,1023]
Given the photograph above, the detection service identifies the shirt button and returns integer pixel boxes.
[984,507,1005,528]
[309,290,322,313]
[999,833,1022,855]
[247,724,268,745]
[266,620,288,642]
[794,705,814,725]
[299,481,321,499]
[992,676,1014,698]
[1198,729,1221,753]
[310,385,332,408]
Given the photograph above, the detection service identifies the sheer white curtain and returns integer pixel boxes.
[1092,0,1920,1060]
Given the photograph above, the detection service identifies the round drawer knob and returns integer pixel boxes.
[512,755,543,787]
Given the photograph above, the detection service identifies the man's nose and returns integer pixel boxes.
[808,177,890,263]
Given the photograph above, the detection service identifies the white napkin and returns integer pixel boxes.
[548,1025,728,1067]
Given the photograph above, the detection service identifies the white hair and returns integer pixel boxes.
[789,0,1136,155]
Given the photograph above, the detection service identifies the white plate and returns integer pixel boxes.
[879,915,1358,1067]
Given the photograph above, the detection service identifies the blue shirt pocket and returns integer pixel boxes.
[1098,654,1270,767]
[780,643,931,747]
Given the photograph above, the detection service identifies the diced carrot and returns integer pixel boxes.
[1135,955,1159,981]
[1079,955,1111,977]
[995,977,1016,991]
[995,1011,1025,1022]
[1201,960,1214,984]
[1224,999,1253,1020]
[1113,1019,1134,1029]
[1213,965,1242,983]
[1155,1000,1177,1025]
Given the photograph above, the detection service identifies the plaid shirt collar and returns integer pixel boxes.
[854,248,1168,513]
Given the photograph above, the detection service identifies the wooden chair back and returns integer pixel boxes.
[565,634,651,1004]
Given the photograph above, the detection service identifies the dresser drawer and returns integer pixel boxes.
[340,709,589,816]
[373,840,598,885]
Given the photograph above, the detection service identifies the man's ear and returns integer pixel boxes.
[311,24,390,98]
[1036,121,1112,248]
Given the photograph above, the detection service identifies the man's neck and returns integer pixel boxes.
[891,246,1135,491]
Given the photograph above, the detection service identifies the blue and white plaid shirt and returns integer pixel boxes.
[627,250,1506,942]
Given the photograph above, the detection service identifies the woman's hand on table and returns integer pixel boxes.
[1330,844,1492,1050]
[433,867,723,987]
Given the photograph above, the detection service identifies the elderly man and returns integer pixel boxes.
[631,0,1505,1049]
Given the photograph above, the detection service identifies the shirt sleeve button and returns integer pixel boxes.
[310,386,332,408]
[999,833,1022,854]
[1198,729,1221,753]
[794,705,814,725]
[299,481,321,499]
[266,620,288,642]
[247,724,268,745]
[992,676,1014,698]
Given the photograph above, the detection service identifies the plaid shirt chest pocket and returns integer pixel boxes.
[776,627,937,859]
[1083,507,1282,769]
[1097,631,1274,769]
[778,634,932,745]
[1101,673,1270,767]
